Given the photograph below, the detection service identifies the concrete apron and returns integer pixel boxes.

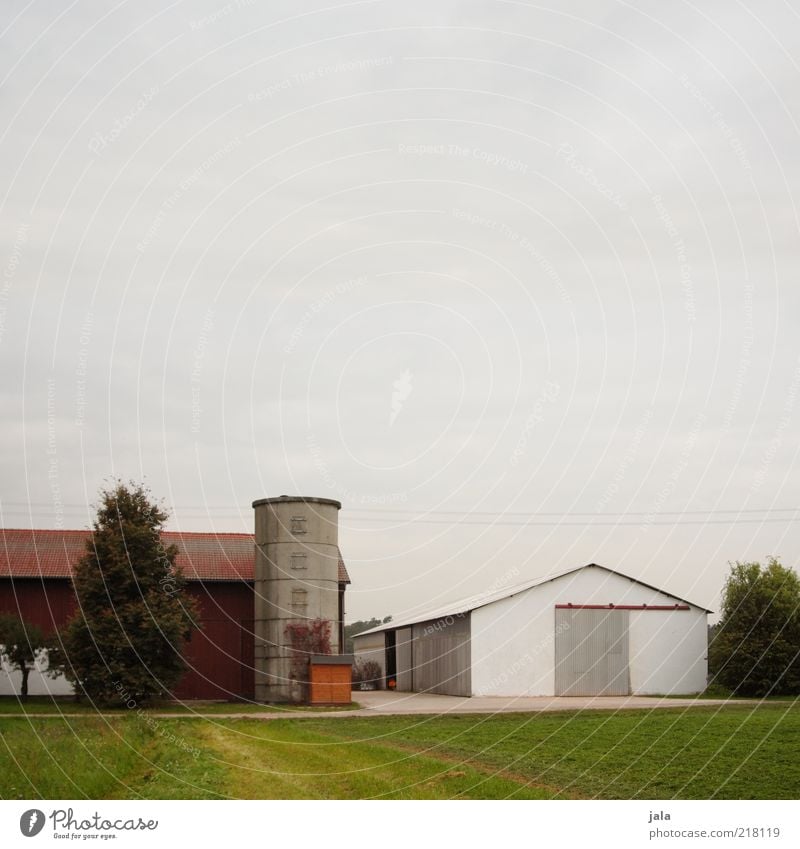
[5,691,754,720]
[328,690,745,716]
[150,691,746,719]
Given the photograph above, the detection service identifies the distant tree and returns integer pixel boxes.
[0,615,62,699]
[63,481,200,704]
[709,558,800,696]
[344,615,392,654]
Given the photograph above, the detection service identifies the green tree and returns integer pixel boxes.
[344,615,392,654]
[0,615,62,699]
[63,481,200,704]
[710,558,800,696]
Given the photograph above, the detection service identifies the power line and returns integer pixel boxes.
[345,515,800,527]
[346,507,800,517]
[2,503,798,527]
[2,502,798,517]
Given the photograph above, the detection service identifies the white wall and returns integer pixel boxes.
[0,650,74,697]
[629,609,707,694]
[471,567,707,696]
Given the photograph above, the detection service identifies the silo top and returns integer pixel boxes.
[251,495,342,509]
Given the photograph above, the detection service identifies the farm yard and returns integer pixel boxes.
[0,702,797,800]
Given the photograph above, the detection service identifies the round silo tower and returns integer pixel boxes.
[252,495,342,703]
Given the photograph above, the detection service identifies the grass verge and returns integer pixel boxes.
[0,696,358,715]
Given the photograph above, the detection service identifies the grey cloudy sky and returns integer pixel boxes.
[2,0,799,621]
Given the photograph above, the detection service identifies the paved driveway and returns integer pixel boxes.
[350,690,736,716]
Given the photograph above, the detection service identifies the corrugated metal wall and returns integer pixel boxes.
[395,627,413,691]
[411,613,471,696]
[554,608,630,696]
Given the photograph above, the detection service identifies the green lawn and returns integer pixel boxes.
[0,697,358,715]
[1,703,796,799]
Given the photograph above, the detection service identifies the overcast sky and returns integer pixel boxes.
[1,0,799,621]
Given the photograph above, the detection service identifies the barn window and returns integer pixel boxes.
[290,516,307,535]
[291,589,308,609]
[290,553,307,570]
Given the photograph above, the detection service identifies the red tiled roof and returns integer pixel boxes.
[0,529,351,584]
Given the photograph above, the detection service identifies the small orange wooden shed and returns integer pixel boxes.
[308,655,354,705]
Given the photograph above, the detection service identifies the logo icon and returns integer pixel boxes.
[389,369,413,426]
[20,809,45,837]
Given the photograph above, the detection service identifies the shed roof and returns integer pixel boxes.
[353,563,711,637]
[0,528,351,584]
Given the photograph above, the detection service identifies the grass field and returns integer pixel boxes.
[0,703,797,799]
[0,697,358,715]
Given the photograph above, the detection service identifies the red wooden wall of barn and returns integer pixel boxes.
[0,578,255,700]
[172,582,255,701]
[0,578,76,634]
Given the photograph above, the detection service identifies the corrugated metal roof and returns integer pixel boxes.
[353,563,711,637]
[0,528,351,584]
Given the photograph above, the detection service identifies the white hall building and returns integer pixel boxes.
[353,564,710,698]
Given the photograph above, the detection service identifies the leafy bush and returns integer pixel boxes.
[0,615,62,699]
[284,618,332,703]
[352,659,383,689]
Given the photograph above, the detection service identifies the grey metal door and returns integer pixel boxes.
[395,627,413,691]
[412,613,471,696]
[554,608,630,696]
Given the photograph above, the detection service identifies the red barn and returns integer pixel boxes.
[0,529,350,700]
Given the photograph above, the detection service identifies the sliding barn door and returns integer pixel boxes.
[554,608,630,696]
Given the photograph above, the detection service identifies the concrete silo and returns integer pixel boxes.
[252,495,343,703]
